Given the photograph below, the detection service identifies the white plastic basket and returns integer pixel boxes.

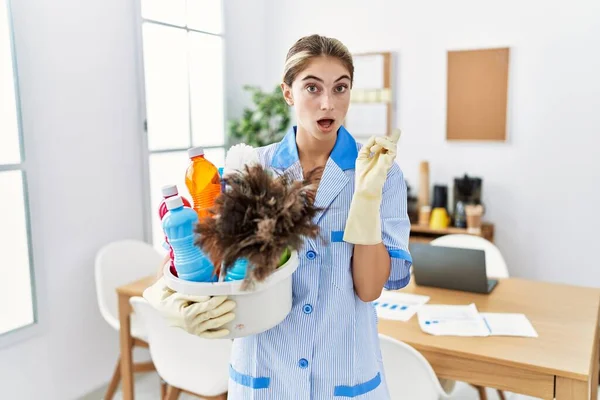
[163,250,299,339]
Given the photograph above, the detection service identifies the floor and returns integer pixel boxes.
[103,372,545,400]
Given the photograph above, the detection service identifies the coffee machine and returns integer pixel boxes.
[453,174,483,228]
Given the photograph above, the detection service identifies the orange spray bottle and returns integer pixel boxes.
[185,147,221,220]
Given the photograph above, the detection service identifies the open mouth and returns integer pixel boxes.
[317,118,334,129]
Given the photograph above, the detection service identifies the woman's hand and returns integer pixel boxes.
[343,130,400,245]
[353,131,400,199]
[143,278,236,339]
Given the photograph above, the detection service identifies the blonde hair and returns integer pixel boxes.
[283,34,354,87]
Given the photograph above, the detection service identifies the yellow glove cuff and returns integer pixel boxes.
[342,194,382,245]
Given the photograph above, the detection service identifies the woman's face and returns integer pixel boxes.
[282,56,352,142]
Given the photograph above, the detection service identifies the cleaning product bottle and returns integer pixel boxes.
[162,195,216,282]
[185,147,221,219]
[225,259,249,281]
[218,167,226,193]
[158,185,192,277]
[158,184,191,219]
[225,248,290,281]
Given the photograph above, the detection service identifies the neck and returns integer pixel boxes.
[295,125,336,168]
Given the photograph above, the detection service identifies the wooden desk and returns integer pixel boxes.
[379,278,600,399]
[117,276,600,400]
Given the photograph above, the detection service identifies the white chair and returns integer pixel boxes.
[130,296,232,400]
[430,234,509,278]
[95,239,165,399]
[379,334,452,399]
[430,234,508,400]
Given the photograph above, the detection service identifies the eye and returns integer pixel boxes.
[335,84,348,93]
[306,84,319,93]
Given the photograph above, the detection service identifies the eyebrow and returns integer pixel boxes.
[301,75,351,83]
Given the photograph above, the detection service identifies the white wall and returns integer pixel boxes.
[262,0,600,287]
[223,0,269,120]
[0,0,146,398]
[0,0,268,398]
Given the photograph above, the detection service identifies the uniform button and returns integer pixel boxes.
[303,304,313,314]
[306,250,316,260]
[298,358,309,369]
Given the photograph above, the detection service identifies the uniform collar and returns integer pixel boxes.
[270,125,358,171]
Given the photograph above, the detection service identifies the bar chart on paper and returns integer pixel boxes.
[373,291,430,322]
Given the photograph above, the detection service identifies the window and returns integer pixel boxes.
[137,0,226,248]
[0,0,37,336]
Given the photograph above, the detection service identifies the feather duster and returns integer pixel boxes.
[199,143,260,272]
[194,163,322,289]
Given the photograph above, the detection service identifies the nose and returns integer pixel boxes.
[320,95,334,111]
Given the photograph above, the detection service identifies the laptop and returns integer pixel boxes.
[409,243,499,294]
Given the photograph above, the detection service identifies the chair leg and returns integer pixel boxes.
[160,379,167,400]
[104,356,121,400]
[133,361,156,373]
[496,389,506,400]
[165,386,182,400]
[474,385,488,400]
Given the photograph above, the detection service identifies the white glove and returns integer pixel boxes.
[142,277,236,339]
[343,130,401,245]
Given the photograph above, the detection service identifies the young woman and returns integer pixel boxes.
[145,34,412,399]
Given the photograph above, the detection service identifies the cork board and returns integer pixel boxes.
[446,47,510,141]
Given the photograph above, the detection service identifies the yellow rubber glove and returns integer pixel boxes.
[142,277,236,339]
[343,130,401,245]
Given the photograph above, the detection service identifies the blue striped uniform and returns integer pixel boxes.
[228,126,412,399]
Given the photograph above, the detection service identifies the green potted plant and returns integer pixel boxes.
[227,85,291,147]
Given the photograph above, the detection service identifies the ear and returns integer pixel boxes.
[280,82,294,106]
